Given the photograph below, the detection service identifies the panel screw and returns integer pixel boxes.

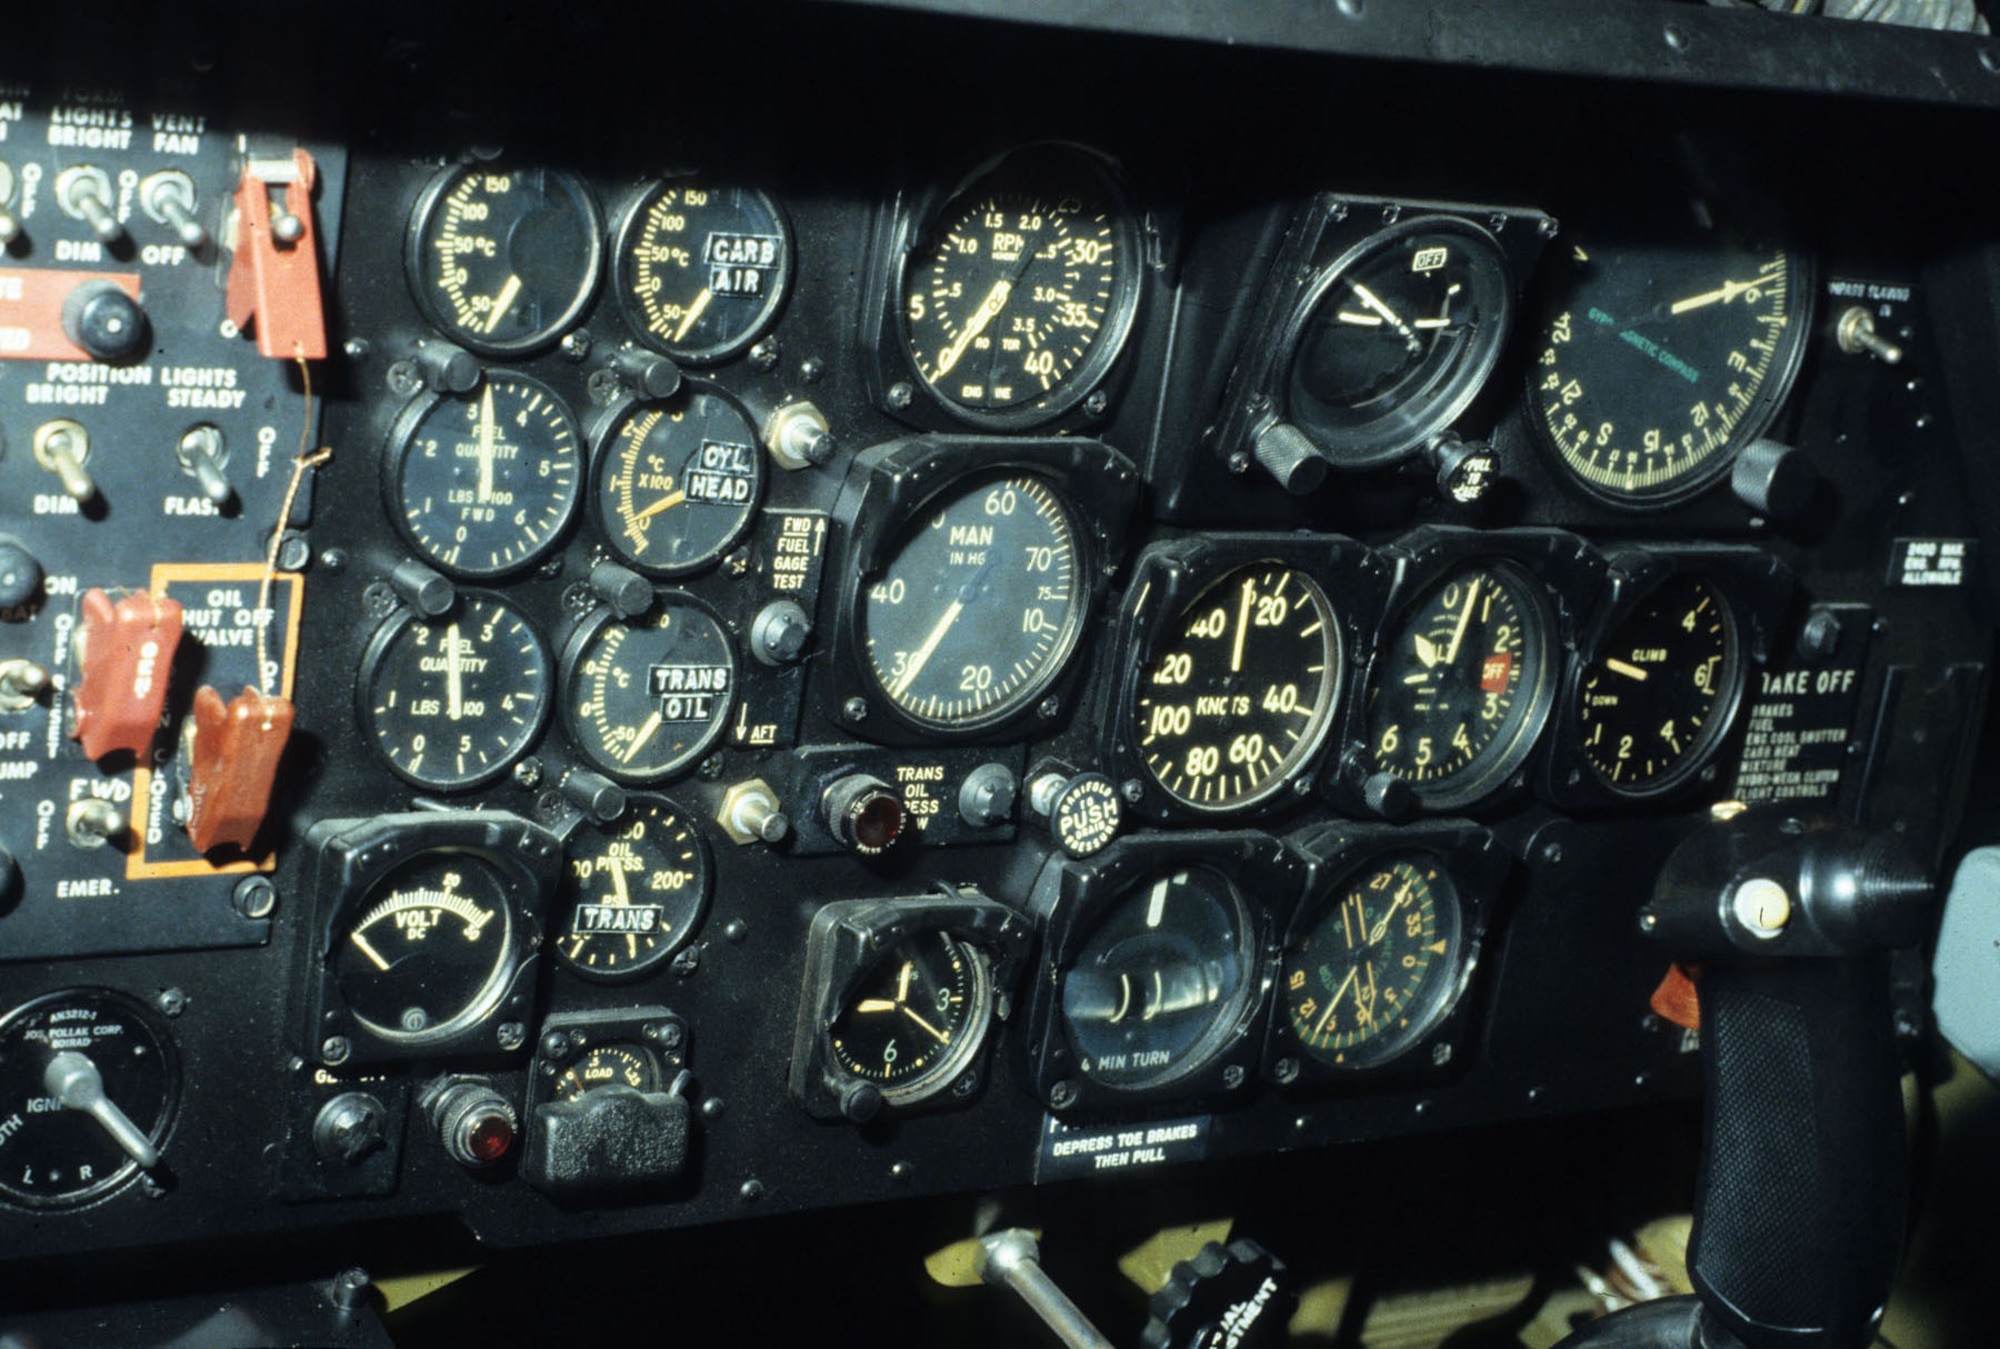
[275,533,311,573]
[1121,778,1145,804]
[320,549,348,574]
[542,1031,571,1058]
[890,1161,912,1182]
[1222,1064,1246,1090]
[1083,390,1108,418]
[1431,1042,1453,1067]
[561,331,592,361]
[698,755,725,781]
[385,361,422,398]
[1540,841,1563,866]
[362,583,397,618]
[740,1177,765,1201]
[343,338,370,359]
[156,988,188,1017]
[702,1097,727,1120]
[330,1268,372,1313]
[586,368,622,403]
[952,1071,979,1097]
[496,1022,526,1051]
[843,697,869,722]
[671,947,700,976]
[658,1023,685,1049]
[1273,1057,1299,1085]
[1038,696,1060,719]
[1049,1080,1078,1109]
[232,876,277,919]
[887,381,914,410]
[800,357,825,383]
[321,1036,352,1066]
[748,338,780,371]
[512,758,543,790]
[724,920,748,943]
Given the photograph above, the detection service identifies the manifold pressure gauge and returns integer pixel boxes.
[560,596,737,783]
[613,181,792,364]
[358,591,553,791]
[557,797,712,980]
[383,370,584,579]
[590,389,765,577]
[406,164,604,357]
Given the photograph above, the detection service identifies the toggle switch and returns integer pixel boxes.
[139,170,209,249]
[184,686,295,853]
[717,777,789,845]
[0,659,49,712]
[763,400,838,470]
[44,1051,160,1168]
[0,160,20,246]
[65,798,126,849]
[71,588,185,761]
[33,420,98,502]
[224,148,327,360]
[176,425,234,505]
[53,165,124,244]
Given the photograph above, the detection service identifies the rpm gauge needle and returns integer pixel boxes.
[934,278,1013,378]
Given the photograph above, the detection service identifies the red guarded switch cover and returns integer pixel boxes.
[185,685,295,854]
[71,589,184,761]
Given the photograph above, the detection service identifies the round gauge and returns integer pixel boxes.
[561,597,736,783]
[1134,562,1342,812]
[557,797,711,979]
[0,990,178,1210]
[406,164,603,357]
[359,592,552,791]
[860,473,1085,732]
[384,371,584,579]
[330,853,516,1042]
[899,151,1140,424]
[555,1045,662,1102]
[1284,217,1514,466]
[1576,573,1742,794]
[591,391,765,577]
[1529,237,1811,507]
[1058,867,1255,1092]
[1364,561,1554,807]
[1281,854,1465,1070]
[614,181,791,364]
[828,930,993,1104]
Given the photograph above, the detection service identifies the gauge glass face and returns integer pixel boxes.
[829,931,992,1102]
[615,182,790,363]
[900,157,1136,419]
[1281,854,1464,1070]
[558,799,711,979]
[555,1045,662,1102]
[1576,573,1740,793]
[592,392,764,577]
[1365,562,1551,802]
[408,165,603,356]
[1059,867,1252,1091]
[861,474,1084,732]
[1134,562,1341,811]
[386,372,583,579]
[563,600,736,782]
[332,854,514,1041]
[0,992,176,1209]
[1287,220,1513,464]
[361,593,552,790]
[1531,239,1808,506]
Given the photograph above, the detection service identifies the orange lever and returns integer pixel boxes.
[185,685,295,854]
[224,148,327,361]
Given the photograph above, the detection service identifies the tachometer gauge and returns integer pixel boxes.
[560,597,737,783]
[1280,853,1464,1071]
[1574,572,1741,794]
[1283,217,1513,467]
[1364,561,1554,808]
[384,370,584,579]
[827,930,993,1105]
[555,1045,662,1102]
[1529,236,1811,508]
[1134,562,1342,812]
[359,592,552,791]
[1058,866,1255,1092]
[557,797,711,979]
[406,164,604,357]
[590,390,764,577]
[331,854,516,1043]
[613,182,791,364]
[897,147,1141,425]
[860,473,1084,733]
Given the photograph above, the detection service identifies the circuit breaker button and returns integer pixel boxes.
[70,588,185,761]
[185,685,295,853]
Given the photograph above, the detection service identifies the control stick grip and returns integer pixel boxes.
[1689,955,1905,1349]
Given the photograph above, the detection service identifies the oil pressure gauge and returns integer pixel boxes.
[556,797,712,980]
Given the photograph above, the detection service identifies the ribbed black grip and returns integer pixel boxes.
[1689,956,1905,1349]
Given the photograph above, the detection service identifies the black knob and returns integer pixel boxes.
[389,558,457,618]
[1143,1239,1297,1349]
[1,841,20,910]
[1251,420,1327,496]
[1731,438,1816,522]
[0,537,43,613]
[312,1092,389,1167]
[560,768,627,825]
[589,561,653,619]
[61,280,149,363]
[613,347,683,401]
[749,600,812,665]
[1360,769,1411,822]
[821,774,905,856]
[417,343,481,394]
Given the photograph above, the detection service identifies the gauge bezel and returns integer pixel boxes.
[302,811,558,1068]
[876,142,1147,432]
[585,384,767,579]
[553,794,714,981]
[819,436,1141,745]
[1102,534,1393,824]
[1336,526,1605,816]
[403,163,605,359]
[355,590,554,791]
[1538,544,1792,810]
[380,369,586,580]
[1262,821,1502,1085]
[1524,236,1816,511]
[1023,831,1302,1114]
[557,595,740,785]
[788,888,1033,1121]
[611,180,794,366]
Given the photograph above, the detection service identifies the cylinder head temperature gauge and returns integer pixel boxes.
[590,390,765,577]
[613,182,792,364]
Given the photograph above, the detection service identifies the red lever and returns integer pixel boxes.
[224,148,327,361]
[71,588,184,761]
[1649,963,1702,1032]
[185,685,295,854]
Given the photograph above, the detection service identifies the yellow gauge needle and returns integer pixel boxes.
[1413,632,1440,669]
[901,1004,950,1043]
[854,999,899,1014]
[673,288,713,343]
[1605,657,1650,682]
[630,488,687,524]
[607,856,632,905]
[895,960,914,1005]
[1668,276,1770,315]
[934,278,1013,378]
[476,383,498,505]
[621,711,663,764]
[1413,282,1464,331]
[1231,577,1254,673]
[1367,883,1414,945]
[1336,311,1385,326]
[349,930,391,973]
[1314,964,1359,1038]
[888,598,964,700]
[1349,280,1416,342]
[445,622,464,720]
[1442,577,1480,666]
[483,274,522,335]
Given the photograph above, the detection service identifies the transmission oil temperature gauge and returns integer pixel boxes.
[590,390,765,577]
[557,797,712,980]
[560,596,737,783]
[613,181,792,364]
